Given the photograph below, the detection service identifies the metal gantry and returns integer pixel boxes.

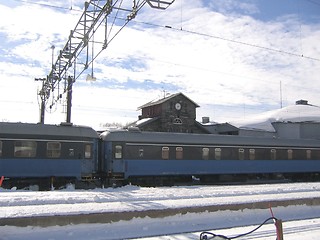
[36,0,174,124]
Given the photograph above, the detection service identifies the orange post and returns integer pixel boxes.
[269,203,284,240]
[275,219,284,240]
[0,176,4,187]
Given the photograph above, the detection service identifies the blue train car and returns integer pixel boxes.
[100,128,320,185]
[0,122,99,189]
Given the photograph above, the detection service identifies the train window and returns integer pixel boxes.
[0,141,2,157]
[47,142,61,158]
[249,149,255,160]
[85,144,92,159]
[115,145,122,159]
[69,148,75,157]
[14,141,37,158]
[202,148,209,160]
[139,148,144,158]
[306,150,311,159]
[162,147,169,160]
[288,149,293,160]
[238,148,245,160]
[176,147,183,159]
[271,149,276,160]
[215,148,221,160]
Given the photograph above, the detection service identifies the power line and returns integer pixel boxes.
[132,20,320,62]
[8,0,320,62]
[306,0,320,7]
[10,0,78,12]
[6,0,320,95]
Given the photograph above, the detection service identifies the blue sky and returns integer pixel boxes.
[0,0,319,128]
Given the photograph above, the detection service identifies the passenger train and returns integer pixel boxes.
[0,122,99,189]
[1,122,320,189]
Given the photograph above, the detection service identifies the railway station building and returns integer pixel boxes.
[127,93,320,139]
[126,92,210,133]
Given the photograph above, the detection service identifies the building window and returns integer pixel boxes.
[115,145,122,159]
[271,149,276,160]
[14,141,37,158]
[47,142,61,158]
[238,148,245,160]
[85,144,92,159]
[249,149,255,160]
[287,149,293,160]
[306,150,312,159]
[173,118,182,125]
[162,147,169,160]
[202,148,209,160]
[215,148,221,160]
[176,147,183,159]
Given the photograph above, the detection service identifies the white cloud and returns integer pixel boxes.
[0,72,39,123]
[0,0,319,127]
[207,0,260,15]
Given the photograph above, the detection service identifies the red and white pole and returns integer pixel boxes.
[0,176,4,187]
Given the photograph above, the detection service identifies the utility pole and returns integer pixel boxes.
[35,77,48,124]
[66,76,73,123]
[280,80,283,108]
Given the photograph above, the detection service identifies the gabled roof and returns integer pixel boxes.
[137,92,200,110]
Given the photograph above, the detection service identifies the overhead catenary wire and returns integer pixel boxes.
[8,0,320,63]
[73,1,143,81]
[5,0,320,121]
[10,0,81,12]
[3,2,319,95]
[306,0,320,6]
[133,20,320,62]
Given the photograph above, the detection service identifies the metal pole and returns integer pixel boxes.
[35,77,47,124]
[39,96,45,124]
[66,76,73,124]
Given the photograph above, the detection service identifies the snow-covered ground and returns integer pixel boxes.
[1,182,320,218]
[1,182,320,239]
[2,209,320,240]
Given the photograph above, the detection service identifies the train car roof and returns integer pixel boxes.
[100,129,320,148]
[0,122,99,138]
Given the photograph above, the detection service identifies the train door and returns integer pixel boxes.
[111,143,126,177]
[101,140,126,185]
[80,141,97,179]
[103,141,114,177]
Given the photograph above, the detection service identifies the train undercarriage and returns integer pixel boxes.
[0,176,101,191]
[1,172,319,190]
[109,172,320,188]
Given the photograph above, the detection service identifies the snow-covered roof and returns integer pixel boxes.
[229,104,320,132]
[135,117,154,126]
[137,92,199,110]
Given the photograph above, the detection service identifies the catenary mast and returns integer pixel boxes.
[36,0,174,124]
